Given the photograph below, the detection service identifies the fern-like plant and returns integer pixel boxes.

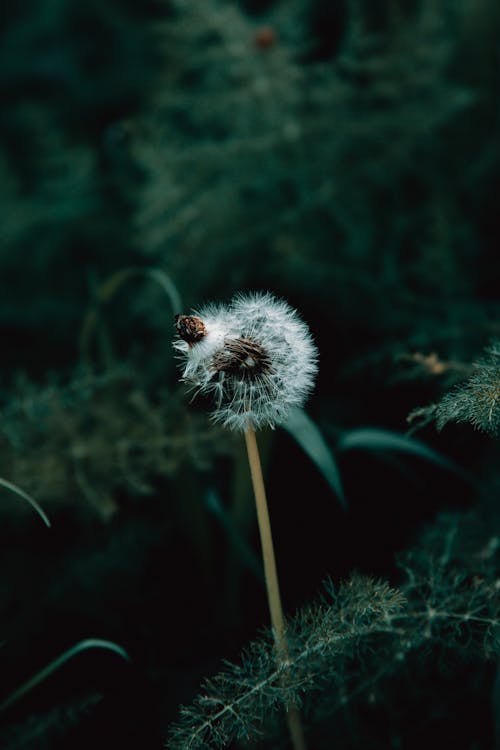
[167,512,500,749]
[408,341,500,436]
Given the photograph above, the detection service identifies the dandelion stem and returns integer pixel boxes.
[244,425,307,750]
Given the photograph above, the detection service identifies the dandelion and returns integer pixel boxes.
[174,291,318,431]
[174,291,317,750]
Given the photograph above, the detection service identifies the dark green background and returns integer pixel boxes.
[0,1,498,747]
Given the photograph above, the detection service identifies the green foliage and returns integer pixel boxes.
[408,342,500,436]
[133,0,498,344]
[0,693,102,750]
[168,512,500,749]
[435,342,500,436]
[339,425,452,466]
[0,639,129,712]
[0,0,499,747]
[0,477,50,528]
[168,577,406,749]
[0,369,233,520]
[0,0,158,338]
[283,407,345,508]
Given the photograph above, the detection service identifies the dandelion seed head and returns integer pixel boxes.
[174,292,318,431]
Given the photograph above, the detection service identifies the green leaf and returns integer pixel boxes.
[0,477,50,527]
[0,638,130,711]
[97,266,182,314]
[205,489,264,582]
[282,407,346,508]
[337,427,473,483]
[80,266,182,366]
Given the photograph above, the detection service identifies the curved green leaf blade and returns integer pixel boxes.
[282,407,346,508]
[205,489,264,582]
[0,477,50,527]
[0,638,130,711]
[98,266,182,315]
[337,427,474,484]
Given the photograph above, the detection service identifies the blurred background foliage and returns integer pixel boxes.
[0,0,499,747]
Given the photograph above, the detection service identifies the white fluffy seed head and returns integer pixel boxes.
[174,292,318,431]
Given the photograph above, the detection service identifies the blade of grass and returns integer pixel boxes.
[0,638,130,711]
[337,427,475,485]
[96,266,182,314]
[282,407,345,508]
[0,477,50,527]
[205,489,264,583]
[80,266,182,366]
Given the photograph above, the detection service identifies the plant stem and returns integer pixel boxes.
[244,425,307,750]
